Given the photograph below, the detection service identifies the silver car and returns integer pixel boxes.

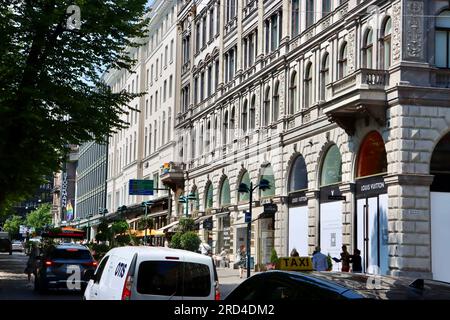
[11,240,24,252]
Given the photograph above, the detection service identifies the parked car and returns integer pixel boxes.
[225,270,450,300]
[34,244,97,293]
[11,240,24,252]
[84,246,220,300]
[0,232,12,255]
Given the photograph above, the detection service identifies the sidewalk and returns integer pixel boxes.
[216,266,259,284]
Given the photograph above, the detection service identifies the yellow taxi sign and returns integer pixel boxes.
[277,256,313,271]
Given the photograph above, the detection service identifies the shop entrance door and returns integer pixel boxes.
[356,175,388,275]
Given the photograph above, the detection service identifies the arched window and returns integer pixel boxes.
[199,124,204,155]
[338,42,348,79]
[320,145,342,186]
[260,164,275,198]
[289,71,297,114]
[191,127,196,159]
[238,171,251,202]
[362,28,373,69]
[320,53,329,101]
[382,17,392,69]
[430,132,450,192]
[205,183,213,209]
[219,177,231,206]
[436,10,450,68]
[250,95,256,130]
[272,81,280,122]
[263,86,271,126]
[356,131,387,178]
[223,110,229,145]
[242,99,248,134]
[304,63,312,108]
[289,156,308,192]
[190,187,200,212]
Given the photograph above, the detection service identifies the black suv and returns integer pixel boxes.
[0,238,12,255]
[34,244,97,293]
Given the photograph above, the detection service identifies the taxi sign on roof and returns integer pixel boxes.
[277,256,313,271]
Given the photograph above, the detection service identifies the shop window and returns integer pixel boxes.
[238,171,251,202]
[289,156,308,192]
[356,131,387,178]
[260,164,275,198]
[320,145,342,186]
[220,178,231,206]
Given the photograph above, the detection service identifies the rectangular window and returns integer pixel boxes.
[200,72,205,101]
[170,39,174,63]
[209,9,214,41]
[156,59,158,79]
[215,60,219,90]
[207,65,212,97]
[271,15,278,51]
[196,23,201,53]
[194,77,199,104]
[265,20,270,54]
[169,75,173,98]
[164,80,167,102]
[292,0,299,36]
[146,69,149,88]
[436,31,447,68]
[202,16,207,47]
[165,46,168,66]
[136,261,211,297]
[306,0,314,28]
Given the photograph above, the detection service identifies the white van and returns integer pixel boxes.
[83,246,220,300]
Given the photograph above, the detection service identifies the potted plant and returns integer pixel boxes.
[267,248,279,270]
[327,253,333,271]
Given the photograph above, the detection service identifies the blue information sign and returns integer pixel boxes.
[245,211,251,223]
[129,180,154,195]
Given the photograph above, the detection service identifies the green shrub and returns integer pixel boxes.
[180,231,201,252]
[177,217,195,232]
[270,248,279,264]
[111,220,129,234]
[170,232,182,249]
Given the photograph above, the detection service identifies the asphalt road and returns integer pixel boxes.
[0,252,82,300]
[0,251,242,300]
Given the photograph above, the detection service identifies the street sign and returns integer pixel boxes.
[245,211,251,223]
[129,179,154,195]
[263,203,278,214]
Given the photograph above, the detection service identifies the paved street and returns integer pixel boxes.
[0,252,82,300]
[0,251,251,300]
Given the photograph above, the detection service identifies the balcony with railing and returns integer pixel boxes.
[324,68,390,135]
[160,162,185,191]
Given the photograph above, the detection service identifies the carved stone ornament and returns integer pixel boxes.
[392,2,402,63]
[405,1,423,59]
[347,31,355,73]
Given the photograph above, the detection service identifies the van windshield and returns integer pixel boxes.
[136,261,211,297]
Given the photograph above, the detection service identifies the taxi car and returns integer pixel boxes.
[225,257,450,300]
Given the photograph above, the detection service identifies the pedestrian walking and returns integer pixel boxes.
[24,243,39,282]
[350,248,362,273]
[312,247,328,271]
[290,248,299,257]
[237,244,247,278]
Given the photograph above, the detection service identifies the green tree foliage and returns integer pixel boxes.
[169,217,201,252]
[0,0,149,212]
[270,248,279,264]
[25,203,52,231]
[3,215,23,237]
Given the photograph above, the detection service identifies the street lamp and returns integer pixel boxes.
[141,200,154,245]
[178,193,197,217]
[238,178,271,278]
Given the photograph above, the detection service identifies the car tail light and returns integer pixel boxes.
[45,260,53,267]
[121,274,133,300]
[215,281,221,301]
[83,261,98,267]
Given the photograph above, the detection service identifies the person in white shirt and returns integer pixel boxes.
[312,246,329,271]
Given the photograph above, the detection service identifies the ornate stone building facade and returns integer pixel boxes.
[173,0,450,280]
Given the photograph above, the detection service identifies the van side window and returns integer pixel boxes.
[94,255,110,284]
